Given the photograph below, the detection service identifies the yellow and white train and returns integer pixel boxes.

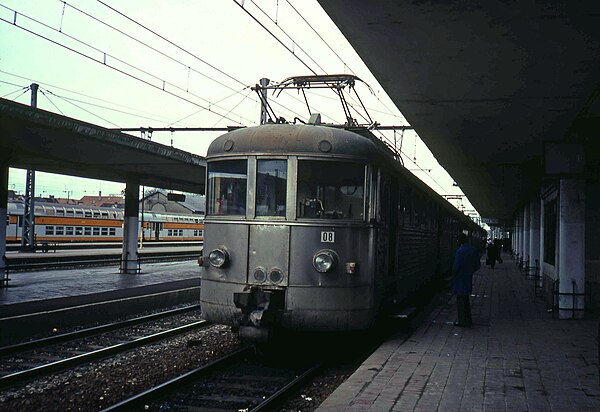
[6,200,204,243]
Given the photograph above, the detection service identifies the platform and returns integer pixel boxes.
[0,260,201,315]
[318,256,600,411]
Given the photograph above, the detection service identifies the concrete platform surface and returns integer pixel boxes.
[318,257,600,411]
[0,260,201,308]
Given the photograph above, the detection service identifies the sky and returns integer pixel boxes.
[0,0,479,219]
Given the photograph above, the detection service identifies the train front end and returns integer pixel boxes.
[200,124,381,341]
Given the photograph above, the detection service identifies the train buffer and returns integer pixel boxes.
[390,306,417,319]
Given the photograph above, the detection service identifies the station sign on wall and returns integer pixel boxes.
[167,193,186,202]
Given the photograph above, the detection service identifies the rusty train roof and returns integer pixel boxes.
[207,124,385,160]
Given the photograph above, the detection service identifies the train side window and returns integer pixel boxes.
[168,229,173,236]
[75,210,83,217]
[56,226,64,235]
[256,159,287,217]
[84,227,91,236]
[109,228,116,236]
[75,227,83,235]
[66,227,74,235]
[207,159,248,216]
[45,226,54,235]
[93,227,100,236]
[101,211,109,218]
[57,209,65,216]
[297,160,365,220]
[101,227,108,236]
[93,211,100,218]
[85,211,92,218]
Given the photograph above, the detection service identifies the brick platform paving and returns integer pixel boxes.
[318,257,600,411]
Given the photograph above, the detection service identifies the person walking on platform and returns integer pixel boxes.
[487,239,499,269]
[452,233,481,327]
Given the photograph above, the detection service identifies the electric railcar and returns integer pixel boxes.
[200,123,484,341]
[6,200,204,243]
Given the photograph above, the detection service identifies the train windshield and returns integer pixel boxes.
[207,160,248,216]
[256,160,287,216]
[297,160,365,220]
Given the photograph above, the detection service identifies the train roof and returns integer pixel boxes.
[6,200,204,220]
[207,124,384,161]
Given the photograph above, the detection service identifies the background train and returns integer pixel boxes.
[199,122,485,342]
[6,200,204,244]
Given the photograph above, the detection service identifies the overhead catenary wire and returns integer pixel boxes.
[63,1,254,102]
[246,0,327,74]
[282,0,407,124]
[0,5,251,127]
[48,89,121,127]
[237,0,404,125]
[1,84,29,99]
[39,88,65,115]
[284,0,353,75]
[232,0,317,75]
[168,86,255,128]
[1,70,175,124]
[212,88,255,128]
[41,88,182,124]
[96,0,249,89]
[0,79,27,89]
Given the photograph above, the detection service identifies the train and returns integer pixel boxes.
[199,122,485,342]
[6,200,204,244]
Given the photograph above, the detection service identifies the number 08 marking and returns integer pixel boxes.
[321,231,335,243]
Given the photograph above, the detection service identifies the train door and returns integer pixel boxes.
[152,222,163,240]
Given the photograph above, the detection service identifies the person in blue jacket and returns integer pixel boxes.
[451,233,481,326]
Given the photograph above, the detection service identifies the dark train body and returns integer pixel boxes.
[200,123,484,341]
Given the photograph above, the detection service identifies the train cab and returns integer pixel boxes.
[199,123,394,341]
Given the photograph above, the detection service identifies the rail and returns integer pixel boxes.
[0,319,209,388]
[0,304,201,356]
[102,346,322,412]
[102,347,254,411]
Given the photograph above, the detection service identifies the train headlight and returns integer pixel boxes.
[313,250,338,273]
[208,247,229,268]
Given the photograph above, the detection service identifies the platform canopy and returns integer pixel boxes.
[318,0,600,224]
[0,98,206,194]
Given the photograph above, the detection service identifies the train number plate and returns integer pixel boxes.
[320,231,335,243]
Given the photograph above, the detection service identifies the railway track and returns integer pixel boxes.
[103,346,322,411]
[0,305,208,388]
